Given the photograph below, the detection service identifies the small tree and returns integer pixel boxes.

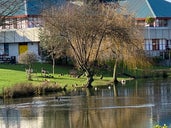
[18,52,38,80]
[40,27,68,75]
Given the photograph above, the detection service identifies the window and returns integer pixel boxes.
[13,18,17,29]
[152,39,159,50]
[159,40,165,50]
[28,17,34,28]
[155,19,168,27]
[144,40,152,50]
[4,43,9,55]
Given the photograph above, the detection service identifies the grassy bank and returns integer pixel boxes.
[0,63,171,98]
[0,63,114,93]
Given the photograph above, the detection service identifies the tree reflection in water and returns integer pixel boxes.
[42,84,150,128]
[2,79,171,127]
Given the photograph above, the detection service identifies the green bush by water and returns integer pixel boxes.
[3,82,64,98]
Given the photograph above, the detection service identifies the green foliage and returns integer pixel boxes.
[145,16,155,24]
[154,124,168,128]
[152,56,163,64]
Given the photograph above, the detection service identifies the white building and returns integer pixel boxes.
[0,0,65,63]
[1,0,171,63]
[118,0,171,59]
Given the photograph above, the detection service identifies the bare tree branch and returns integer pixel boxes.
[41,3,150,86]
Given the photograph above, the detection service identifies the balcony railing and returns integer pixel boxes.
[143,27,171,39]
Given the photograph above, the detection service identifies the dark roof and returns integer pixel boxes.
[148,0,171,18]
[4,0,171,18]
[119,0,171,18]
[9,0,66,16]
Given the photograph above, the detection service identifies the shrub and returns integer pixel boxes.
[18,51,38,80]
[18,51,38,67]
[162,71,168,78]
[145,16,155,25]
[3,81,64,98]
[4,82,36,98]
[38,81,63,95]
[153,124,168,128]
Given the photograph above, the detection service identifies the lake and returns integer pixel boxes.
[0,78,171,128]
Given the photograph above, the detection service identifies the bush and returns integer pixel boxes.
[18,51,38,80]
[18,51,38,66]
[145,16,155,25]
[4,83,36,98]
[3,82,63,98]
[153,124,168,128]
[162,71,168,78]
[38,81,63,95]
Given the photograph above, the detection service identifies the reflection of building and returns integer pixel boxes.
[0,0,65,62]
[0,107,44,128]
[0,108,20,128]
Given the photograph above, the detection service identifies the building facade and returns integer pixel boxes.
[0,0,65,62]
[1,0,171,63]
[65,0,171,60]
[118,0,171,59]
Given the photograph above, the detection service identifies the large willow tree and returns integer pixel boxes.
[41,2,150,87]
[99,6,151,83]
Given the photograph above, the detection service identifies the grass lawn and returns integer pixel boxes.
[1,62,170,98]
[0,63,115,93]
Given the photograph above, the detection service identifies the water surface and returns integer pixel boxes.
[0,78,171,128]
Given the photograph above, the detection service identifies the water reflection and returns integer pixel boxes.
[0,79,171,128]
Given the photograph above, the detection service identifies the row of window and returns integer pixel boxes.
[1,39,169,56]
[144,39,171,51]
[0,43,40,57]
[0,17,42,29]
[136,19,168,27]
[0,43,28,56]
[1,17,168,30]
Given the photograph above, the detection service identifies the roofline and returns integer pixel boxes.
[24,0,28,15]
[136,17,171,21]
[5,15,41,19]
[145,0,156,17]
[155,17,171,19]
[136,18,146,21]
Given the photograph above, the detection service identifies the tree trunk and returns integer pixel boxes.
[52,57,55,75]
[113,59,119,84]
[27,72,32,81]
[113,84,118,97]
[85,70,94,88]
[86,88,94,96]
[27,66,32,81]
